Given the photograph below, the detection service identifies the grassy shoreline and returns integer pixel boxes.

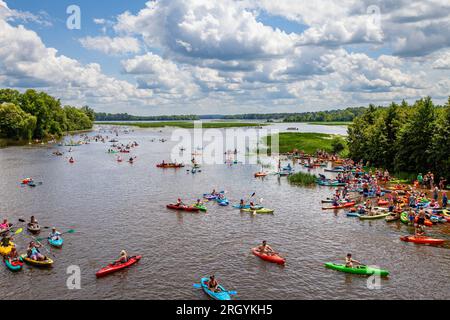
[95,121,268,129]
[306,121,352,126]
[263,132,348,155]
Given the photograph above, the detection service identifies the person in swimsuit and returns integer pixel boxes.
[415,209,426,235]
[207,275,220,292]
[345,253,362,268]
[257,241,275,255]
[5,246,19,264]
[116,250,128,264]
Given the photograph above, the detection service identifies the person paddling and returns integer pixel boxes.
[5,247,19,264]
[48,227,61,241]
[207,275,221,293]
[115,250,128,264]
[345,253,362,268]
[26,241,45,261]
[256,241,275,256]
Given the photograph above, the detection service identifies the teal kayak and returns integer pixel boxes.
[232,204,263,209]
[4,258,23,272]
[48,237,64,248]
[200,277,231,300]
[324,262,389,277]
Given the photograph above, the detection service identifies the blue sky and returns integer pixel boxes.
[1,0,449,115]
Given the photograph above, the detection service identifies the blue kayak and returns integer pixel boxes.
[232,204,263,209]
[4,258,23,272]
[200,277,231,300]
[346,212,361,217]
[217,199,229,206]
[48,237,64,248]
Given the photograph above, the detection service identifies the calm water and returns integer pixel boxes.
[0,123,448,300]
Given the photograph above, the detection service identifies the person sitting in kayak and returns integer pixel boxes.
[48,227,61,241]
[0,219,10,230]
[27,241,45,261]
[176,198,184,206]
[115,250,128,264]
[129,157,134,163]
[5,246,19,264]
[257,241,275,255]
[345,253,362,268]
[29,216,38,228]
[206,275,220,292]
[239,199,246,208]
[1,235,12,247]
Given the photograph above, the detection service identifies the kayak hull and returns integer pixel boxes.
[241,208,274,214]
[0,242,14,256]
[252,248,285,265]
[4,258,23,272]
[96,255,142,278]
[400,236,444,245]
[20,254,54,267]
[359,213,389,220]
[324,263,389,277]
[200,277,231,300]
[166,204,200,212]
[48,237,64,248]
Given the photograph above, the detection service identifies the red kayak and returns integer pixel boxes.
[322,201,355,210]
[377,200,389,206]
[96,255,141,278]
[252,248,285,265]
[166,204,200,212]
[400,236,444,245]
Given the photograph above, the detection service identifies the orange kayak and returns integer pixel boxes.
[251,248,285,265]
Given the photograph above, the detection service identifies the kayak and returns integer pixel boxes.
[400,236,444,245]
[166,204,200,212]
[324,262,389,277]
[27,223,41,234]
[322,201,355,210]
[232,204,263,209]
[415,216,433,227]
[48,237,64,248]
[385,215,400,222]
[377,200,389,206]
[241,208,274,214]
[200,277,231,300]
[96,255,141,278]
[346,212,361,217]
[0,242,15,256]
[4,258,23,272]
[254,172,268,177]
[251,248,285,265]
[156,163,184,168]
[359,212,390,220]
[193,204,207,212]
[20,254,54,267]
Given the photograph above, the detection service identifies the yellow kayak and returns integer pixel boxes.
[0,242,14,256]
[20,254,54,267]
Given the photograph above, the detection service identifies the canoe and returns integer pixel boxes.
[96,255,142,278]
[48,237,64,248]
[27,223,41,234]
[20,254,54,267]
[359,212,390,220]
[322,202,355,210]
[241,208,274,214]
[4,258,23,272]
[193,204,207,212]
[324,262,389,277]
[200,277,231,300]
[166,204,200,212]
[0,242,14,256]
[251,248,285,265]
[400,236,444,245]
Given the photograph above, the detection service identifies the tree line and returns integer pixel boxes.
[0,89,94,140]
[95,113,200,121]
[347,97,450,180]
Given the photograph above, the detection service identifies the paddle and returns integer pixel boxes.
[36,229,75,242]
[192,283,237,295]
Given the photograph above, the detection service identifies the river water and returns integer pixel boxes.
[0,123,448,300]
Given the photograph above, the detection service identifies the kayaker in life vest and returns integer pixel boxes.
[207,275,220,292]
[27,241,45,261]
[1,235,12,247]
[257,241,275,255]
[49,227,61,241]
[29,216,38,227]
[5,246,19,264]
[0,219,10,230]
[345,253,362,268]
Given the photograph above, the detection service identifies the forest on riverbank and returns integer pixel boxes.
[347,97,450,179]
[0,89,94,140]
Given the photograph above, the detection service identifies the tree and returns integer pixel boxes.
[331,136,346,154]
[0,103,36,140]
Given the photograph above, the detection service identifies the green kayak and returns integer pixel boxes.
[193,204,207,212]
[325,263,389,277]
[240,208,274,214]
[358,212,389,220]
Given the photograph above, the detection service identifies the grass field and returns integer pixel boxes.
[287,172,317,186]
[264,132,347,155]
[96,121,267,129]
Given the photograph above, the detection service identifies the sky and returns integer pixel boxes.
[1,0,450,115]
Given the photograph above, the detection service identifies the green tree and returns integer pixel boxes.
[0,103,36,140]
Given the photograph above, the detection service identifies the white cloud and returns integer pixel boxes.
[432,50,450,69]
[79,36,140,55]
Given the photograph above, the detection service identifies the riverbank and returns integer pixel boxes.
[263,132,348,155]
[307,121,352,126]
[96,121,268,129]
